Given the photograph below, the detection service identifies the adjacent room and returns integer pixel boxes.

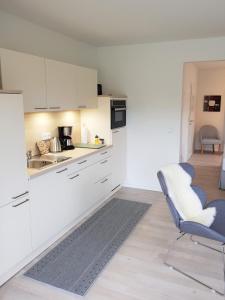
[1,1,225,300]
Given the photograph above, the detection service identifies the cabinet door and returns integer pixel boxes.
[68,164,96,218]
[0,94,28,207]
[111,127,126,190]
[45,59,77,110]
[0,197,32,279]
[75,66,97,108]
[0,48,47,112]
[29,167,70,249]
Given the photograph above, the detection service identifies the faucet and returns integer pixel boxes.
[26,150,32,167]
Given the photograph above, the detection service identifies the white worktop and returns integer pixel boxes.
[28,145,113,178]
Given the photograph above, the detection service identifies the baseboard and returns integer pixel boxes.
[122,182,160,192]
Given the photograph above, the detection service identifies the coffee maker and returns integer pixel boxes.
[58,126,75,150]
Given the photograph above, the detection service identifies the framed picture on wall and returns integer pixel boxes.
[203,95,221,112]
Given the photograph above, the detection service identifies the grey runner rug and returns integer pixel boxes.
[25,198,151,296]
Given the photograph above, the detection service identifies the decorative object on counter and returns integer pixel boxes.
[36,140,50,155]
[99,138,105,144]
[50,137,62,153]
[58,126,75,150]
[25,198,151,296]
[81,124,88,144]
[74,143,105,149]
[203,95,221,112]
[94,135,100,144]
[97,84,102,95]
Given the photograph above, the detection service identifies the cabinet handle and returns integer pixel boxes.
[101,178,108,184]
[12,199,29,207]
[56,168,68,173]
[100,160,108,164]
[12,191,29,200]
[78,160,87,165]
[78,105,87,109]
[34,107,48,110]
[113,130,120,134]
[101,151,108,155]
[69,174,80,180]
[49,106,61,109]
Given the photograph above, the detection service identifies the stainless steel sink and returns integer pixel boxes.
[27,155,72,169]
[27,159,54,169]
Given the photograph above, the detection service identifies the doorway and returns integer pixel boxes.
[180,60,225,198]
[180,60,225,164]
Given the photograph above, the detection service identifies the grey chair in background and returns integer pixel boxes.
[199,125,222,153]
[157,163,225,296]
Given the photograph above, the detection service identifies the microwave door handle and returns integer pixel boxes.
[114,107,126,111]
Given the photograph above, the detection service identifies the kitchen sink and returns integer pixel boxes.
[27,159,54,169]
[27,155,72,169]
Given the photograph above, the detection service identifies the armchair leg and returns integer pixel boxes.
[164,232,225,296]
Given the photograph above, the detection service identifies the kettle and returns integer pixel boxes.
[50,137,62,153]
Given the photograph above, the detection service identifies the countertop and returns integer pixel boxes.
[28,145,113,179]
[0,89,22,94]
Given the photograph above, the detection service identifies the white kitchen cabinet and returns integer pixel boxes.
[0,196,32,281]
[75,66,97,108]
[29,167,70,249]
[0,48,47,112]
[111,127,126,190]
[45,59,77,110]
[46,59,97,110]
[0,93,28,207]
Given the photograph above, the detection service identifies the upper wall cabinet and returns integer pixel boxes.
[46,59,78,111]
[46,59,97,110]
[0,48,47,112]
[75,66,98,109]
[0,48,97,112]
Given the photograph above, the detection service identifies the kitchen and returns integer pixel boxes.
[0,47,127,287]
[1,2,225,299]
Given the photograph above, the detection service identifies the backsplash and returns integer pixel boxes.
[24,111,81,155]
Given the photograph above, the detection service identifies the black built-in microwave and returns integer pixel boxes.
[111,99,126,129]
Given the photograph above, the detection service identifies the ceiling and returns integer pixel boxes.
[0,0,225,46]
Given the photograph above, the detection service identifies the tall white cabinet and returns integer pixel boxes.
[0,93,29,207]
[80,96,127,190]
[0,92,31,285]
[111,127,126,190]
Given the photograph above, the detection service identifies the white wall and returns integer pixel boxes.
[98,37,225,191]
[194,68,225,151]
[0,10,97,68]
[180,63,198,161]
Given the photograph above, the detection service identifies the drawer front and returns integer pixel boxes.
[94,174,112,202]
[67,156,95,175]
[95,156,112,182]
[95,148,112,162]
[67,148,112,175]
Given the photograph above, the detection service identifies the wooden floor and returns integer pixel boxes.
[0,156,224,300]
[189,152,225,201]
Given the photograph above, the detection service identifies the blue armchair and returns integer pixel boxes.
[157,163,225,296]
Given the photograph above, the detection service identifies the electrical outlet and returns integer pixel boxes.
[41,132,51,140]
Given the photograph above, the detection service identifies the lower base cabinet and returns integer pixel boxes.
[29,168,70,250]
[29,154,113,251]
[0,197,32,279]
[0,150,113,286]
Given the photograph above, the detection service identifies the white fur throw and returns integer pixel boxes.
[160,164,216,227]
